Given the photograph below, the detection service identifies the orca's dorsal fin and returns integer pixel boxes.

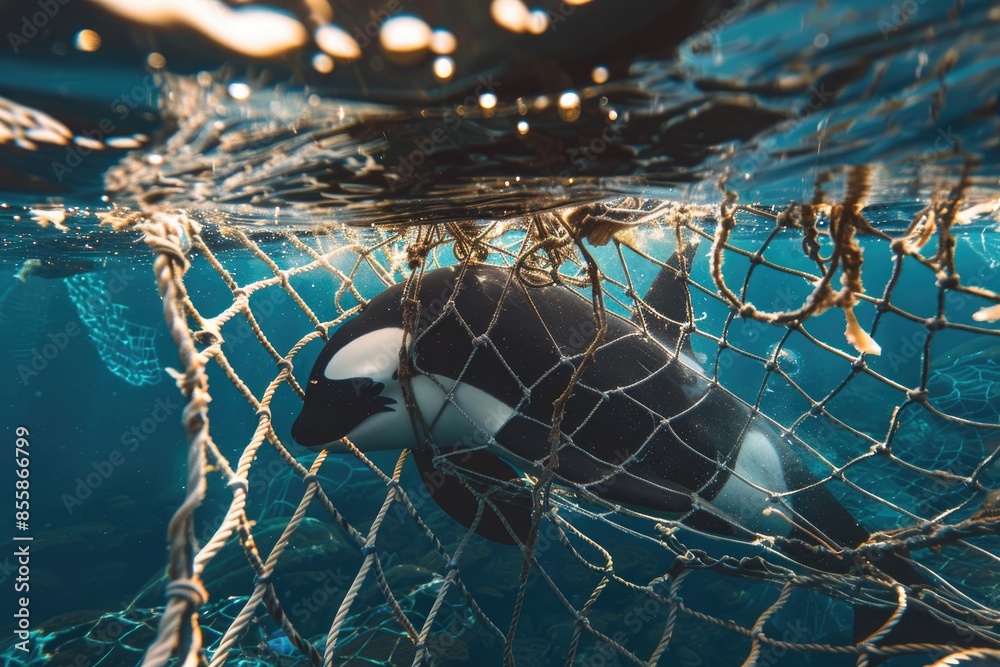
[411,447,533,546]
[632,241,699,357]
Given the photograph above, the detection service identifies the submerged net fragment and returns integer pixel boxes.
[64,273,162,387]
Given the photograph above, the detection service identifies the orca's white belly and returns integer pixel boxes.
[347,373,516,451]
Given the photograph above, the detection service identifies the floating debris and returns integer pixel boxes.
[973,304,1000,323]
[30,208,68,231]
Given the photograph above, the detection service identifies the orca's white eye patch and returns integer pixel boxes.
[325,327,406,380]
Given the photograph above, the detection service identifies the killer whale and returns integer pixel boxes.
[293,249,852,544]
[291,249,988,654]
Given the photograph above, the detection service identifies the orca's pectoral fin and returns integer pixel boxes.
[633,240,699,356]
[411,447,534,546]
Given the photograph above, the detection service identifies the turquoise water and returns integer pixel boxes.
[1,0,1000,665]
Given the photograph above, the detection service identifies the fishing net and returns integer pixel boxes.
[45,163,993,667]
[64,273,163,387]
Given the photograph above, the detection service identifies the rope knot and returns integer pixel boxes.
[165,578,208,608]
[193,330,220,347]
[227,476,249,493]
[924,316,946,332]
[277,358,294,374]
[146,237,190,271]
[937,274,960,290]
[302,473,319,486]
[906,388,929,403]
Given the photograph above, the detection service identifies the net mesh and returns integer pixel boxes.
[63,165,1000,667]
[64,273,163,387]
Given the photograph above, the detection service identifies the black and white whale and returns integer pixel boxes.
[292,250,858,547]
[292,250,986,652]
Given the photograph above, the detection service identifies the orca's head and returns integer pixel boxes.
[292,266,520,454]
[292,326,410,452]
